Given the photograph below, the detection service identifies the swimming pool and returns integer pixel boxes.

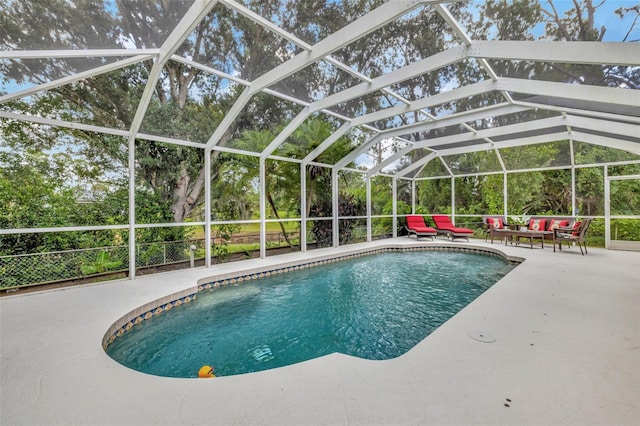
[106,250,515,378]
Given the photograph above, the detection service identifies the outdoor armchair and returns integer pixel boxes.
[553,218,592,255]
[482,215,508,242]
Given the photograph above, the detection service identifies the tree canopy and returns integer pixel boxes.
[1,0,638,257]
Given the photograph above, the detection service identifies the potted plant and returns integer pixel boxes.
[509,214,530,231]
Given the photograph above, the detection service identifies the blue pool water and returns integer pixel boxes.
[106,251,514,378]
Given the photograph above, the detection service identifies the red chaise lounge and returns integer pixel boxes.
[431,215,474,241]
[405,215,437,240]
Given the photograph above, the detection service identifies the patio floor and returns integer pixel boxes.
[1,238,639,425]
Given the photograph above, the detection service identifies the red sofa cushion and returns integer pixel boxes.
[487,217,504,229]
[572,221,582,236]
[547,219,569,231]
[528,218,547,231]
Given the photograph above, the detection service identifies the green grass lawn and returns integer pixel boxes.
[236,221,299,234]
[188,220,299,240]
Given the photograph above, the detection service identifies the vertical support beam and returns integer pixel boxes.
[604,166,610,249]
[125,0,217,280]
[570,139,576,217]
[411,180,416,214]
[332,169,339,248]
[392,178,398,238]
[451,176,456,224]
[128,137,136,280]
[204,149,212,267]
[571,167,577,217]
[300,163,307,253]
[260,159,267,258]
[503,171,508,218]
[366,177,372,242]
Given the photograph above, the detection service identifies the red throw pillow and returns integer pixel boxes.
[487,217,504,229]
[528,218,546,231]
[547,219,569,231]
[572,221,582,236]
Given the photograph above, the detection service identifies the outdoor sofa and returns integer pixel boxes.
[485,215,578,245]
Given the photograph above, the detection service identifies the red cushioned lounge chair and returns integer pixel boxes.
[405,215,437,240]
[431,215,474,241]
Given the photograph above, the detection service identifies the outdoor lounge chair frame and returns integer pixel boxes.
[405,215,437,240]
[431,215,474,241]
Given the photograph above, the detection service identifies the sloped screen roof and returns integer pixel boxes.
[1,0,638,175]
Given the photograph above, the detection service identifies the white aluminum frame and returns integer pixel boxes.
[605,174,640,250]
[1,0,639,279]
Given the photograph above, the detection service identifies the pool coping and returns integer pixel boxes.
[102,243,525,352]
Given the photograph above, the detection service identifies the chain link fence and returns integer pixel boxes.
[135,239,206,268]
[0,230,305,290]
[0,239,206,290]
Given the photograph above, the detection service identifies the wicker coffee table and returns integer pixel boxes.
[491,229,552,249]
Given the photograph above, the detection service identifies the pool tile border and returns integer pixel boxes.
[102,244,523,351]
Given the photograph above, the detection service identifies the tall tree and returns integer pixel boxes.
[0,0,390,225]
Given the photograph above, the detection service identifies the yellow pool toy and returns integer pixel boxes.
[198,365,216,378]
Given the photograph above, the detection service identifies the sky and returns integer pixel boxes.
[535,0,639,42]
[1,0,637,171]
[2,0,637,94]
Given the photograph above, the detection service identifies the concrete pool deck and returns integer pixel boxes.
[1,238,639,425]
